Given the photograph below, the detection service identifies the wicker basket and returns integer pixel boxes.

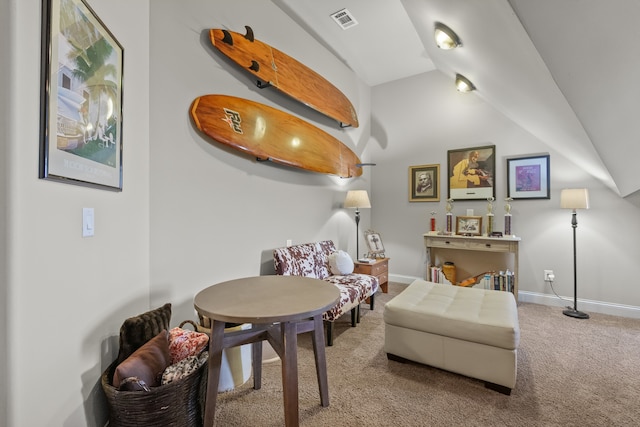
[101,355,207,427]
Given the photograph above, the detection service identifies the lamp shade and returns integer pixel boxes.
[344,190,371,209]
[560,188,590,210]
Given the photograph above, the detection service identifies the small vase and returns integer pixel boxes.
[442,262,456,285]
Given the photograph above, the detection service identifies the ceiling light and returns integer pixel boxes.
[455,74,476,92]
[434,22,461,49]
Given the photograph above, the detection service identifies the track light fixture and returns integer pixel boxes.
[434,22,461,49]
[455,74,476,92]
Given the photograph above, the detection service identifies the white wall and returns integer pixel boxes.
[1,1,11,425]
[370,71,640,314]
[5,0,151,426]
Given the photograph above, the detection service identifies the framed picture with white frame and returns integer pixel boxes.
[364,230,386,258]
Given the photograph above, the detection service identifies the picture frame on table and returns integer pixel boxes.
[447,145,495,201]
[456,216,483,236]
[364,230,386,258]
[506,154,550,199]
[39,0,124,191]
[409,164,440,202]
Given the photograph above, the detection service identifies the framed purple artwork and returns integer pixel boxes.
[506,154,550,199]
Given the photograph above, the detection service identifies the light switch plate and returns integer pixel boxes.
[83,208,94,237]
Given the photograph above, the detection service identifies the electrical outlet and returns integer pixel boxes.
[544,270,554,281]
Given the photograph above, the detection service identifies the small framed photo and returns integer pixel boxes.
[506,154,550,199]
[39,0,124,191]
[409,164,440,202]
[447,145,495,201]
[364,230,386,258]
[456,216,483,236]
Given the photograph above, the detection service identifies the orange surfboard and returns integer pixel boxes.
[210,26,359,128]
[190,95,363,178]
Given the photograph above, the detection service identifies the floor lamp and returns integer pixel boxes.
[560,188,590,319]
[344,190,371,259]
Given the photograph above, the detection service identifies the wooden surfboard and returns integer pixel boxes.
[210,26,359,128]
[190,94,363,178]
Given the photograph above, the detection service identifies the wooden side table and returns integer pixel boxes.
[354,258,389,293]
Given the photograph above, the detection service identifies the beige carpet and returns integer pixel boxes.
[213,282,640,426]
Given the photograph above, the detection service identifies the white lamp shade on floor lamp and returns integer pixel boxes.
[344,190,371,210]
[560,188,590,210]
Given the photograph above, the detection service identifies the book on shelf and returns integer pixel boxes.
[474,270,514,293]
[429,265,453,285]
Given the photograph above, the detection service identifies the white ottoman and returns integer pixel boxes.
[384,279,520,394]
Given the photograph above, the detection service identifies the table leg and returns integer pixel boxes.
[252,336,262,390]
[311,314,330,407]
[280,321,299,427]
[203,320,225,427]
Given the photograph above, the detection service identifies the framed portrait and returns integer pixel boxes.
[447,145,495,201]
[409,164,440,202]
[506,154,550,199]
[456,216,483,236]
[364,230,386,258]
[39,0,124,191]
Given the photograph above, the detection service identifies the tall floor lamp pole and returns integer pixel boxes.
[354,207,362,257]
[344,190,371,259]
[560,188,590,319]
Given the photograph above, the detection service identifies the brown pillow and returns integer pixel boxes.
[117,303,171,363]
[113,330,171,390]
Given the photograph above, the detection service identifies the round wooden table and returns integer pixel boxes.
[195,275,340,427]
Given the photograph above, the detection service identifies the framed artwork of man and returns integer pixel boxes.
[409,164,440,202]
[447,145,495,201]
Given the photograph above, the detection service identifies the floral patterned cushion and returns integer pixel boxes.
[168,327,209,364]
[161,351,208,385]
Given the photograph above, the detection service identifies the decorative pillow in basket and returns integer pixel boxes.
[101,304,209,427]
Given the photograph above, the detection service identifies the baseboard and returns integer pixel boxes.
[517,291,640,319]
[388,274,417,285]
[389,275,640,319]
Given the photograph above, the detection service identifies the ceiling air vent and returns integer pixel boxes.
[331,8,359,30]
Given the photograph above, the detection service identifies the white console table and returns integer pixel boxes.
[424,233,521,296]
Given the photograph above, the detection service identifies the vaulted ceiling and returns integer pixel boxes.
[276,0,640,197]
